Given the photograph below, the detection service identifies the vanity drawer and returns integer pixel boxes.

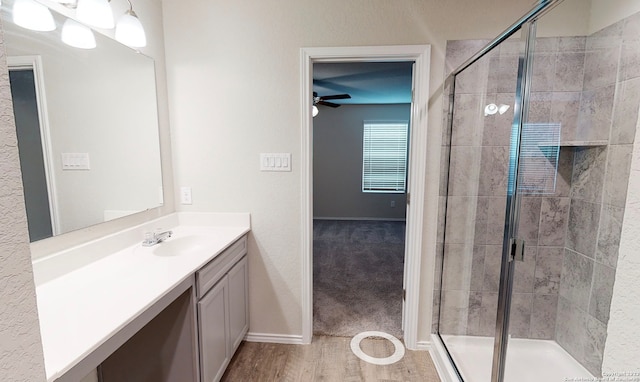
[196,235,247,298]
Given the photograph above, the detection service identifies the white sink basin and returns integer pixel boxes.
[151,235,210,257]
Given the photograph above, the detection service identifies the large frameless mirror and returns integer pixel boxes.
[2,0,163,242]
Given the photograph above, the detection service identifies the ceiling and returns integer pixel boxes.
[313,62,413,105]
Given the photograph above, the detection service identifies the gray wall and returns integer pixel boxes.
[313,104,410,220]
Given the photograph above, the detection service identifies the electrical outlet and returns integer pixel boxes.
[180,187,192,205]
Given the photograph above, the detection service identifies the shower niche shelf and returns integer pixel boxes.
[559,140,608,147]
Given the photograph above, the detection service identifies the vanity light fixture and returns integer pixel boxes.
[76,0,113,29]
[115,0,146,48]
[13,0,56,32]
[61,18,96,49]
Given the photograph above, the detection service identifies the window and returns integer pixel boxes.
[362,121,409,193]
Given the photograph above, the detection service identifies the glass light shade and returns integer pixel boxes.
[115,11,146,48]
[498,104,510,115]
[13,0,56,32]
[61,19,96,49]
[484,103,498,116]
[76,0,114,29]
[312,105,319,117]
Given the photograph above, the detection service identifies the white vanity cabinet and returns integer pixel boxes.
[196,235,249,382]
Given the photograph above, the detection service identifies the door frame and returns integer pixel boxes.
[300,45,431,349]
[8,55,60,236]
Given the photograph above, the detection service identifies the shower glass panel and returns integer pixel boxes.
[437,35,523,382]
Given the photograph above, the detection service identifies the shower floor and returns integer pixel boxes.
[440,335,594,382]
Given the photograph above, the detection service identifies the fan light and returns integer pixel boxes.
[312,105,319,117]
[115,8,146,48]
[61,18,96,49]
[76,0,114,29]
[13,0,56,32]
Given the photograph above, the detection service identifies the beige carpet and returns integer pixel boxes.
[313,220,406,339]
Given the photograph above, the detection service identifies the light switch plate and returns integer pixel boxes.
[180,186,192,205]
[260,153,291,172]
[61,153,90,170]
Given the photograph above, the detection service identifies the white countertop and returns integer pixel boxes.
[32,213,250,381]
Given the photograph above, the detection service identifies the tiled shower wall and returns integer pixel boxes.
[434,10,640,377]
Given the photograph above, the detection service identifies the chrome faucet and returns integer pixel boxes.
[142,230,173,246]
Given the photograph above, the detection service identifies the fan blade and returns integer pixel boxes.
[318,101,341,108]
[320,94,351,100]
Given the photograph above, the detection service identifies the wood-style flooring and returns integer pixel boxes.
[221,336,441,382]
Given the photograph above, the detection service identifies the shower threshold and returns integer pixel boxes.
[435,335,594,382]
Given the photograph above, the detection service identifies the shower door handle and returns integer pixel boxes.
[510,238,525,262]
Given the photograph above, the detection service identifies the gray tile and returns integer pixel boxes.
[530,294,558,339]
[596,204,625,268]
[556,296,586,361]
[588,263,616,324]
[535,37,559,53]
[451,94,484,146]
[489,54,519,93]
[445,39,492,69]
[583,314,607,377]
[467,291,483,336]
[474,197,488,245]
[482,93,514,147]
[566,199,601,258]
[442,243,474,291]
[509,293,533,338]
[611,78,640,144]
[570,146,607,203]
[470,245,486,291]
[444,196,479,244]
[483,245,502,292]
[478,146,510,196]
[538,197,570,247]
[486,197,507,245]
[479,292,499,336]
[447,146,482,196]
[583,46,621,90]
[455,58,491,95]
[603,145,633,208]
[531,54,556,92]
[527,92,552,123]
[554,52,585,92]
[551,92,581,143]
[434,243,444,290]
[576,85,616,142]
[514,246,537,294]
[440,290,470,335]
[558,36,586,52]
[555,148,574,197]
[620,40,640,81]
[560,249,595,311]
[535,247,563,294]
[517,197,542,244]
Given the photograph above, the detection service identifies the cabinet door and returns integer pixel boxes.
[227,256,249,355]
[198,278,229,382]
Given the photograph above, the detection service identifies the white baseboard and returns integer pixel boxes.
[313,217,406,222]
[244,332,305,345]
[414,340,431,351]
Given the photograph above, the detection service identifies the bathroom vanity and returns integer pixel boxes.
[32,213,250,382]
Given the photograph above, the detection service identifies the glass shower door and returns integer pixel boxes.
[437,32,525,382]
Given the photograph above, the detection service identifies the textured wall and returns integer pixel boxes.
[0,21,47,382]
[313,104,410,220]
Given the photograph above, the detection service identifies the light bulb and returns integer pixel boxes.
[13,0,56,32]
[76,0,114,29]
[484,103,498,116]
[312,105,319,117]
[61,19,96,49]
[115,10,146,48]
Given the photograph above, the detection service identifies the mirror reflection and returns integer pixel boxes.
[2,0,163,242]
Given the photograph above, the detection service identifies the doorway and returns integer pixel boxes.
[300,45,431,349]
[8,56,58,241]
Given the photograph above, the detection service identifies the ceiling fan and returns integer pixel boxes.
[313,91,351,108]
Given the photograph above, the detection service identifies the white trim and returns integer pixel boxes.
[7,55,60,236]
[313,217,406,222]
[429,334,462,382]
[244,332,304,345]
[415,340,432,351]
[300,45,431,349]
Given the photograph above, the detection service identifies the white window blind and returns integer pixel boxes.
[517,122,561,194]
[362,121,409,193]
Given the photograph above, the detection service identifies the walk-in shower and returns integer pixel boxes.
[432,0,639,381]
